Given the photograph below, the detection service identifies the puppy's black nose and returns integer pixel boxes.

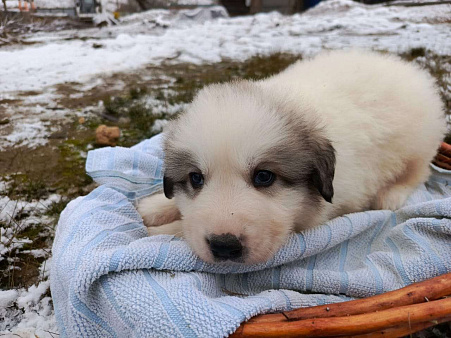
[208,234,243,260]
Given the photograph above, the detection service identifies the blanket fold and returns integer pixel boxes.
[51,135,451,337]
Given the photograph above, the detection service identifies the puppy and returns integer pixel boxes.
[138,50,446,264]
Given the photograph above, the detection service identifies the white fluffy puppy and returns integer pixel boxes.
[138,50,446,264]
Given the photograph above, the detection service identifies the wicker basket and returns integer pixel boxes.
[433,142,451,170]
[232,144,451,337]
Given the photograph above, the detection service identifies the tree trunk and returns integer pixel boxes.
[2,0,7,11]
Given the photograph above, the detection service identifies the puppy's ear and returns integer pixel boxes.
[311,139,336,203]
[163,176,174,199]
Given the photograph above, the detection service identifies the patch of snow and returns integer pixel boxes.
[0,180,10,194]
[0,279,57,337]
[176,5,228,22]
[389,0,450,4]
[1,118,50,150]
[93,11,120,26]
[6,0,217,11]
[78,77,105,91]
[0,86,79,150]
[385,3,451,23]
[143,96,187,115]
[100,0,136,13]
[4,1,19,8]
[0,1,449,95]
[0,194,58,336]
[151,118,168,133]
[5,0,128,10]
[0,194,62,223]
[21,90,62,105]
[16,280,50,308]
[0,93,16,101]
[68,92,85,99]
[36,0,75,9]
[39,257,52,279]
[0,289,19,308]
[0,194,61,264]
[119,8,172,24]
[21,248,49,258]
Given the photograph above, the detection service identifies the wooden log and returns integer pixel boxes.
[434,153,451,167]
[440,142,451,157]
[434,142,451,169]
[232,297,451,337]
[349,316,451,337]
[247,272,451,323]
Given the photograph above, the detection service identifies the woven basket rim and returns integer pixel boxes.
[232,273,451,337]
[433,142,451,170]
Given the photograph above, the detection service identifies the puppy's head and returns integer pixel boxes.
[163,81,335,264]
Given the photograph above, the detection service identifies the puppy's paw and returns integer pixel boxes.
[147,220,183,237]
[137,193,181,227]
[374,185,412,210]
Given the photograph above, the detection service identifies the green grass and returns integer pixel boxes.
[44,199,70,217]
[0,221,50,288]
[57,139,93,195]
[5,173,48,202]
[159,52,301,106]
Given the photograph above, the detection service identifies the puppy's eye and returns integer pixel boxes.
[253,170,275,187]
[189,172,204,189]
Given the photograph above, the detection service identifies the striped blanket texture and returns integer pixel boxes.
[51,133,451,337]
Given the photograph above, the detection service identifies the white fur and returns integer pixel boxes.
[138,50,446,264]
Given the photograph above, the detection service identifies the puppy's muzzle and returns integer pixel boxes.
[207,233,243,261]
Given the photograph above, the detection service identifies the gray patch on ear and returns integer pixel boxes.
[279,100,336,203]
[163,176,174,199]
[310,139,336,203]
[254,100,336,203]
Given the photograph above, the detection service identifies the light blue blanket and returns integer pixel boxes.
[51,134,451,337]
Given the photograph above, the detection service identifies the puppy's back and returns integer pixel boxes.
[262,50,446,215]
[266,50,444,142]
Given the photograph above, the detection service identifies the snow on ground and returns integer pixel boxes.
[4,0,217,10]
[0,96,73,151]
[0,193,60,263]
[0,267,57,338]
[5,0,123,9]
[5,0,75,9]
[1,1,449,93]
[33,0,74,9]
[1,193,60,337]
[0,283,57,337]
[0,1,449,150]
